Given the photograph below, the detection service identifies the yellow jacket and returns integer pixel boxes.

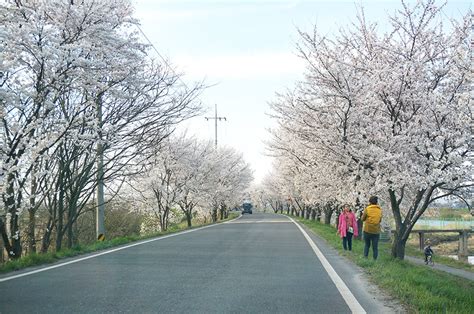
[362,204,382,234]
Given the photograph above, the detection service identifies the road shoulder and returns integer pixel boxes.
[295,220,407,313]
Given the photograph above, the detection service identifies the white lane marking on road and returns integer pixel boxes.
[223,214,242,223]
[226,220,291,224]
[288,216,366,314]
[0,216,241,283]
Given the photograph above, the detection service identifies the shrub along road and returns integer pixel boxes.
[0,213,397,313]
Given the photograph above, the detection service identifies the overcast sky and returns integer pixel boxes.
[132,0,471,183]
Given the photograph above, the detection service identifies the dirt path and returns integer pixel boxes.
[405,255,474,281]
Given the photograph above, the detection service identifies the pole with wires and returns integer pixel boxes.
[205,104,226,147]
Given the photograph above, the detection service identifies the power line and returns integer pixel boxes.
[135,24,191,91]
[136,24,226,146]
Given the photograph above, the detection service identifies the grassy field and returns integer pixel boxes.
[438,207,472,219]
[0,213,239,274]
[294,216,474,313]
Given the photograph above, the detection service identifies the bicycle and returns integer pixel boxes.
[425,254,434,266]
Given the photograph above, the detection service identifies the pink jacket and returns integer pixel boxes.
[338,211,358,238]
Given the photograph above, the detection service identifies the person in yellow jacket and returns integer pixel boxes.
[362,196,382,260]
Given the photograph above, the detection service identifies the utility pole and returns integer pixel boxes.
[205,104,226,147]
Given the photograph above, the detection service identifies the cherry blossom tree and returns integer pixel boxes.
[260,174,286,214]
[128,135,253,230]
[174,138,215,227]
[205,146,253,222]
[0,0,203,258]
[268,0,472,259]
[130,135,195,232]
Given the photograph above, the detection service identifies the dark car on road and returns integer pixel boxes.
[242,202,253,214]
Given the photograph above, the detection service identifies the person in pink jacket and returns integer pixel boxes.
[337,204,359,251]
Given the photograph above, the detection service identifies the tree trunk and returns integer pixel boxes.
[270,203,276,213]
[389,186,437,260]
[55,166,66,251]
[356,219,363,240]
[11,213,22,258]
[41,231,52,254]
[27,208,36,254]
[323,204,334,225]
[56,204,64,251]
[179,200,195,228]
[4,174,22,259]
[219,203,225,220]
[324,211,332,225]
[310,208,316,220]
[66,202,77,249]
[389,189,407,259]
[160,207,169,231]
[224,206,228,219]
[40,217,54,253]
[67,224,73,248]
[185,212,192,227]
[27,173,38,254]
[0,217,14,258]
[212,206,218,222]
[391,235,407,260]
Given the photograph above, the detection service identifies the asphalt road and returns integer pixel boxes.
[0,213,396,313]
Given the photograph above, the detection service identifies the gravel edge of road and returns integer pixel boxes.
[294,220,408,314]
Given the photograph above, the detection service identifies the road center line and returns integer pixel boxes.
[0,216,241,283]
[288,216,366,314]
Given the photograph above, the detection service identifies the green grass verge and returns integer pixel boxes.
[0,213,239,274]
[292,216,474,313]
